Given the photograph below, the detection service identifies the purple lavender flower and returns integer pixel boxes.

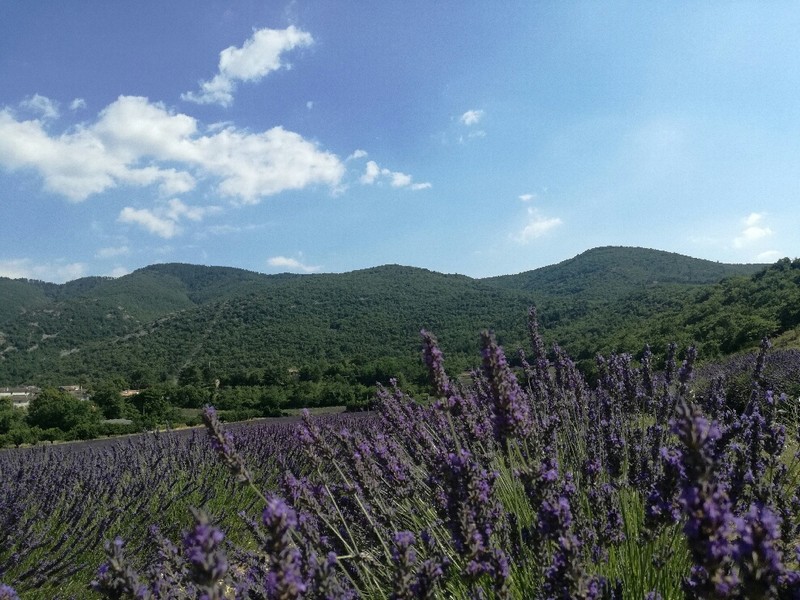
[261,496,309,599]
[182,508,228,597]
[390,531,418,600]
[90,537,149,599]
[201,405,253,485]
[732,503,800,598]
[421,330,452,398]
[0,584,20,600]
[480,331,531,448]
[672,401,740,597]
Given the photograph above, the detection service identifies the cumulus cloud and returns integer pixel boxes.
[0,258,86,283]
[20,94,59,120]
[734,212,773,248]
[119,207,180,238]
[69,98,87,111]
[518,193,535,202]
[460,109,484,126]
[0,95,344,203]
[360,160,381,184]
[119,199,221,238]
[359,160,430,191]
[512,208,563,243]
[182,26,313,107]
[267,255,321,273]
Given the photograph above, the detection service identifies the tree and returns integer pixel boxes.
[91,384,130,419]
[27,388,99,432]
[0,398,24,434]
[131,387,177,427]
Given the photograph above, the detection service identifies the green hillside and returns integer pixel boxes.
[0,247,790,387]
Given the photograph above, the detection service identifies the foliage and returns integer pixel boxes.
[26,387,99,433]
[0,248,776,391]
[3,311,800,598]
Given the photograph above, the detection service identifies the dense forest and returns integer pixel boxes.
[3,246,800,445]
[0,246,771,387]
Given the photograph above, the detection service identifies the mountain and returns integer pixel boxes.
[0,247,786,387]
[484,246,763,298]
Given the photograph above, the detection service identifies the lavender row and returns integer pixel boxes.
[5,309,800,597]
[0,415,369,598]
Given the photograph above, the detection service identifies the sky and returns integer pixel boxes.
[1,2,800,282]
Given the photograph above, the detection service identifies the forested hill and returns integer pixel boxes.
[484,246,763,298]
[0,246,789,387]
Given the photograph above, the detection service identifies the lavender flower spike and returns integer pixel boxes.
[183,508,229,597]
[421,330,451,398]
[202,405,254,485]
[480,331,531,446]
[0,585,20,600]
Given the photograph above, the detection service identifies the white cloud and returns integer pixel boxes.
[306,101,314,110]
[744,212,766,227]
[182,26,313,107]
[118,198,221,238]
[519,193,535,202]
[108,266,130,278]
[734,212,773,248]
[460,109,484,126]
[0,258,85,283]
[347,149,368,161]
[69,98,87,111]
[360,160,381,184]
[20,94,59,120]
[0,95,344,203]
[204,223,262,236]
[512,208,563,243]
[95,245,130,259]
[267,255,321,273]
[164,198,221,222]
[755,250,782,262]
[119,207,180,239]
[359,159,430,191]
[390,171,412,188]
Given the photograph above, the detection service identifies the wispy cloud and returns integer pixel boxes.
[512,207,563,243]
[182,26,313,107]
[347,149,368,161]
[518,193,535,202]
[267,255,321,273]
[0,95,344,204]
[118,199,221,238]
[359,160,430,190]
[460,109,484,126]
[69,98,86,111]
[95,245,130,259]
[20,94,59,120]
[108,266,130,278]
[755,250,782,262]
[733,212,773,248]
[0,258,86,282]
[456,110,486,143]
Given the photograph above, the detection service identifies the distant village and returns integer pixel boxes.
[0,385,87,409]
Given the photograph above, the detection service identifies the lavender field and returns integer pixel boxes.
[2,311,800,599]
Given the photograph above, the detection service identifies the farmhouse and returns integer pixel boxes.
[0,386,40,409]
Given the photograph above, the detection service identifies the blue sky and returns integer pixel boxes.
[1,2,799,282]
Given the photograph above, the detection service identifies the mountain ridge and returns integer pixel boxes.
[0,246,785,386]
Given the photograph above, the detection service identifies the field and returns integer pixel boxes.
[2,312,800,598]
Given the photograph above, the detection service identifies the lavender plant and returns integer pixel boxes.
[3,309,800,598]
